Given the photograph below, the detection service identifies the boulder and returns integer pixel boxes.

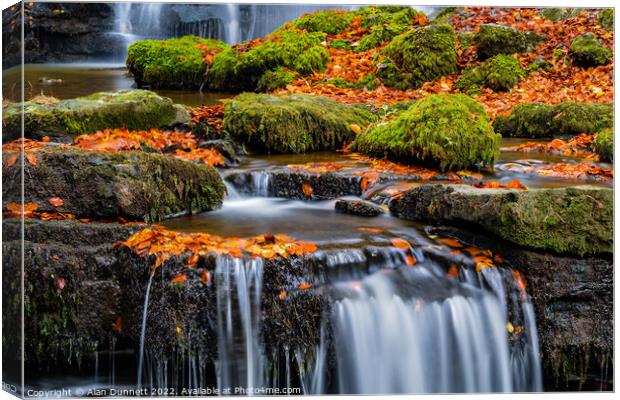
[2,146,225,222]
[474,24,544,60]
[594,128,613,162]
[335,199,385,217]
[569,33,612,67]
[493,101,613,138]
[2,89,190,141]
[455,54,524,94]
[598,8,613,30]
[223,93,376,154]
[354,94,500,171]
[389,184,612,256]
[377,23,458,90]
[539,7,582,21]
[127,36,229,89]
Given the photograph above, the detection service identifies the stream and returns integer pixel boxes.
[8,64,611,395]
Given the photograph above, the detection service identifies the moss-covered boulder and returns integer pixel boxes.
[456,54,524,94]
[568,33,612,67]
[2,90,188,141]
[256,67,296,92]
[539,7,581,21]
[222,93,376,154]
[354,94,500,171]
[377,24,458,90]
[594,127,613,162]
[355,6,421,52]
[598,8,614,30]
[390,184,613,256]
[208,28,329,91]
[474,24,544,60]
[493,101,613,137]
[292,9,355,34]
[2,147,225,222]
[126,36,229,89]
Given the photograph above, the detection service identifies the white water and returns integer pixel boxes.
[215,256,265,390]
[137,272,155,388]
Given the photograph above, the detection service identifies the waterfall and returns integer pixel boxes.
[137,272,155,388]
[330,265,542,394]
[225,4,241,45]
[215,256,265,391]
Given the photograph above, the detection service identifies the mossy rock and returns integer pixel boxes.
[329,38,351,50]
[208,28,329,91]
[354,94,500,171]
[594,127,613,162]
[127,36,229,89]
[456,55,524,94]
[292,9,355,34]
[474,24,545,60]
[2,89,187,141]
[377,24,458,90]
[256,67,297,92]
[2,146,225,222]
[598,8,614,30]
[493,102,613,138]
[569,33,612,67]
[432,7,460,24]
[390,184,613,256]
[222,93,377,154]
[540,8,582,21]
[354,6,421,52]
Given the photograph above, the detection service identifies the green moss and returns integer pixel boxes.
[223,93,377,154]
[474,24,544,60]
[329,39,351,50]
[356,23,409,52]
[540,8,581,21]
[354,94,500,171]
[208,29,329,91]
[378,24,458,90]
[493,101,613,137]
[354,6,421,52]
[292,9,355,34]
[256,67,297,92]
[598,8,614,30]
[594,128,613,162]
[569,33,612,67]
[528,57,553,73]
[456,55,524,94]
[127,36,229,89]
[456,31,475,50]
[2,89,184,139]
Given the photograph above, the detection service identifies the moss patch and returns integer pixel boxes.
[2,89,185,141]
[540,8,582,21]
[456,54,524,94]
[474,24,544,60]
[2,146,225,222]
[354,6,420,52]
[598,9,614,30]
[493,101,613,137]
[377,24,458,90]
[594,128,613,162]
[127,36,229,89]
[292,9,355,34]
[569,33,612,67]
[256,67,297,92]
[222,93,376,154]
[354,94,500,171]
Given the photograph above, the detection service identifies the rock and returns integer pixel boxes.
[539,7,582,21]
[377,23,458,90]
[2,89,189,142]
[427,225,612,390]
[598,8,613,30]
[594,127,613,162]
[455,54,524,95]
[389,184,612,256]
[127,36,229,89]
[223,93,376,154]
[256,68,297,92]
[492,101,613,138]
[569,33,612,67]
[354,94,500,171]
[2,146,225,222]
[197,139,242,166]
[474,24,544,60]
[355,6,421,52]
[335,198,385,217]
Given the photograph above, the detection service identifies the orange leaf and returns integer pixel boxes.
[298,283,312,290]
[170,274,187,284]
[278,290,287,300]
[356,227,384,233]
[438,238,463,248]
[406,255,417,266]
[302,182,313,197]
[200,270,211,285]
[47,197,64,207]
[6,153,18,167]
[113,316,122,333]
[391,238,410,250]
[349,123,362,134]
[448,264,459,279]
[25,153,37,165]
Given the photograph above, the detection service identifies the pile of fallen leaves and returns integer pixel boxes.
[3,202,76,221]
[472,180,528,190]
[501,134,598,160]
[2,138,47,167]
[190,104,225,132]
[535,162,613,180]
[119,226,318,271]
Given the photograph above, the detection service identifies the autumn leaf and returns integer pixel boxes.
[56,277,66,290]
[5,153,18,167]
[448,264,459,279]
[349,123,362,134]
[200,270,211,285]
[113,316,122,333]
[170,274,187,284]
[47,197,64,207]
[25,153,37,165]
[302,182,313,197]
[356,227,384,233]
[406,255,417,266]
[438,238,463,248]
[278,290,287,300]
[391,238,410,250]
[298,283,312,290]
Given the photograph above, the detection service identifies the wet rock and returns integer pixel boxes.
[474,24,545,60]
[223,93,376,154]
[428,225,613,390]
[455,54,524,94]
[2,89,189,142]
[335,199,385,217]
[2,146,225,222]
[390,184,612,256]
[197,139,242,166]
[569,33,612,67]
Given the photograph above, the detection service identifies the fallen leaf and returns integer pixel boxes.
[302,182,313,197]
[278,290,287,300]
[391,238,410,250]
[298,283,312,290]
[170,273,187,284]
[47,197,64,207]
